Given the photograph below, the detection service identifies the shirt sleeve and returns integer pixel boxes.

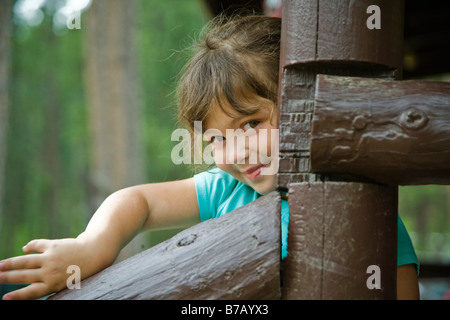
[281,199,289,260]
[397,216,420,273]
[193,170,213,222]
[194,168,238,222]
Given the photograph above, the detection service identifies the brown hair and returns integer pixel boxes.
[176,15,281,133]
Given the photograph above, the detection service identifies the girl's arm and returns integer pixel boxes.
[397,264,420,300]
[0,178,200,300]
[78,177,200,261]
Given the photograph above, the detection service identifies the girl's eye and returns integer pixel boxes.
[243,120,260,131]
[211,135,225,143]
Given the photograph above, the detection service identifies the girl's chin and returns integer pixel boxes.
[248,176,276,195]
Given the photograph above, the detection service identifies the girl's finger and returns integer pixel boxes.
[2,282,50,300]
[0,268,42,285]
[22,239,50,253]
[0,254,43,271]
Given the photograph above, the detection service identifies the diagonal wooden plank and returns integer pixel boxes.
[50,192,281,300]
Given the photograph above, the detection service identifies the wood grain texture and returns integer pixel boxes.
[317,0,404,71]
[277,0,403,188]
[278,0,404,300]
[281,0,404,70]
[311,74,450,185]
[50,192,281,300]
[282,182,397,300]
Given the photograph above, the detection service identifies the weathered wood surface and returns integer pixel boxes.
[311,74,450,185]
[50,192,281,300]
[277,0,404,188]
[282,182,397,300]
[278,0,403,299]
[281,0,404,70]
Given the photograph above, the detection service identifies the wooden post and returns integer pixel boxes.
[283,183,397,299]
[279,0,404,299]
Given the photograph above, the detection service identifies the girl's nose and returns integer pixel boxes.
[234,144,250,164]
[225,130,257,165]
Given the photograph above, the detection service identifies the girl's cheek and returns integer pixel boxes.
[214,155,232,173]
[213,146,236,174]
[212,145,227,166]
[256,129,275,159]
[268,128,279,158]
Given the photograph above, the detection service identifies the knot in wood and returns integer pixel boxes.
[352,115,368,130]
[177,234,197,247]
[401,108,428,130]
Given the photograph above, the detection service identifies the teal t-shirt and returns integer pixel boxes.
[194,168,419,269]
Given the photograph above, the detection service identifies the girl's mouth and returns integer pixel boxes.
[244,164,269,181]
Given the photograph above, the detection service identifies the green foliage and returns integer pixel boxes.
[135,0,207,182]
[399,185,450,262]
[1,0,207,259]
[2,16,90,258]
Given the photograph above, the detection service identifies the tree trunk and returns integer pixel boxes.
[84,0,147,260]
[0,0,13,230]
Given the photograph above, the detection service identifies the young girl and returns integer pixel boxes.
[0,15,419,300]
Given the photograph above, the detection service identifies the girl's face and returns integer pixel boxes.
[203,101,279,195]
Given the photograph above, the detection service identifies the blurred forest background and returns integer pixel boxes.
[0,0,207,260]
[0,0,449,294]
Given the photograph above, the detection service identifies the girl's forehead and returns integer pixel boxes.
[203,102,241,131]
[203,99,274,132]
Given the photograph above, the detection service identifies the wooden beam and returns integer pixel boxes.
[311,74,450,185]
[50,192,281,300]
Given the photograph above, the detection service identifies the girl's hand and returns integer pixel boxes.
[0,238,98,300]
[0,179,200,300]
